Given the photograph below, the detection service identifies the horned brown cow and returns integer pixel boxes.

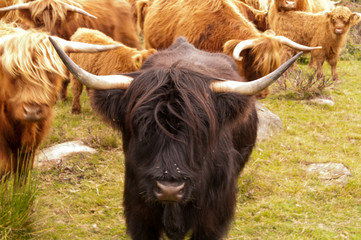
[0,22,123,175]
[0,24,66,175]
[0,0,141,48]
[69,28,156,114]
[0,0,142,100]
[269,6,360,80]
[141,0,319,98]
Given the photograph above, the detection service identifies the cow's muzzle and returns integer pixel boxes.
[23,104,43,121]
[154,181,185,203]
[334,28,344,34]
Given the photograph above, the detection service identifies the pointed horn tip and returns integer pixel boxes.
[211,51,303,94]
[234,56,243,61]
[49,36,56,45]
[291,51,303,62]
[49,36,67,57]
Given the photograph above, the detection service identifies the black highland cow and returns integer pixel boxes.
[50,36,302,240]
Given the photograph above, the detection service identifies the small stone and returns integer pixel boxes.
[305,162,351,185]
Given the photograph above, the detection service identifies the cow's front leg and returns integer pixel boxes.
[125,204,163,240]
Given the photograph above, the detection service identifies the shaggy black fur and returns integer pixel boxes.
[89,37,258,240]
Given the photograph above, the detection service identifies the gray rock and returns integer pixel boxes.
[309,98,335,106]
[256,101,283,142]
[305,162,352,185]
[35,140,97,168]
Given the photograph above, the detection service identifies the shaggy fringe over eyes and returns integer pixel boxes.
[250,36,281,76]
[124,65,218,147]
[30,0,82,29]
[330,6,353,22]
[1,28,67,103]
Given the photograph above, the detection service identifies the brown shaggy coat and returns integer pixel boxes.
[0,23,67,174]
[268,0,338,30]
[270,6,360,80]
[13,0,141,48]
[10,0,142,100]
[69,28,156,114]
[142,0,295,98]
[232,0,270,31]
[240,0,269,10]
[0,0,21,22]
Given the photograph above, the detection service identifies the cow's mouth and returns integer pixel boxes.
[334,28,344,34]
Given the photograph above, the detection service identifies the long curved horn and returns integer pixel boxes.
[233,39,257,60]
[275,36,322,51]
[49,36,133,89]
[51,36,123,53]
[64,3,97,19]
[232,35,320,61]
[0,2,31,12]
[211,51,303,94]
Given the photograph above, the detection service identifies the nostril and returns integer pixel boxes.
[177,188,185,197]
[23,106,29,114]
[154,181,185,202]
[36,108,42,116]
[154,185,162,194]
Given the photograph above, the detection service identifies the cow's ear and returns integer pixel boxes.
[325,11,332,19]
[215,92,256,127]
[131,49,156,69]
[350,13,361,25]
[131,54,143,69]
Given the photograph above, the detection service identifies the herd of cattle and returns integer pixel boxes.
[0,0,359,239]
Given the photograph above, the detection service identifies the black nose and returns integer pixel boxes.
[154,181,185,202]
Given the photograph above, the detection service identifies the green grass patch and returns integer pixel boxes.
[21,60,361,239]
[0,163,38,239]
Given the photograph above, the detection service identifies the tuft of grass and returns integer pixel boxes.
[0,156,38,240]
[274,65,335,100]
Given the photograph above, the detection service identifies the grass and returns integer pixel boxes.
[3,60,360,239]
[0,160,38,240]
[228,60,361,239]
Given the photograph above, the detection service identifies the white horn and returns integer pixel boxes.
[232,39,257,60]
[0,2,31,12]
[64,3,97,19]
[275,36,322,51]
[49,36,133,90]
[211,51,303,94]
[51,36,123,53]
